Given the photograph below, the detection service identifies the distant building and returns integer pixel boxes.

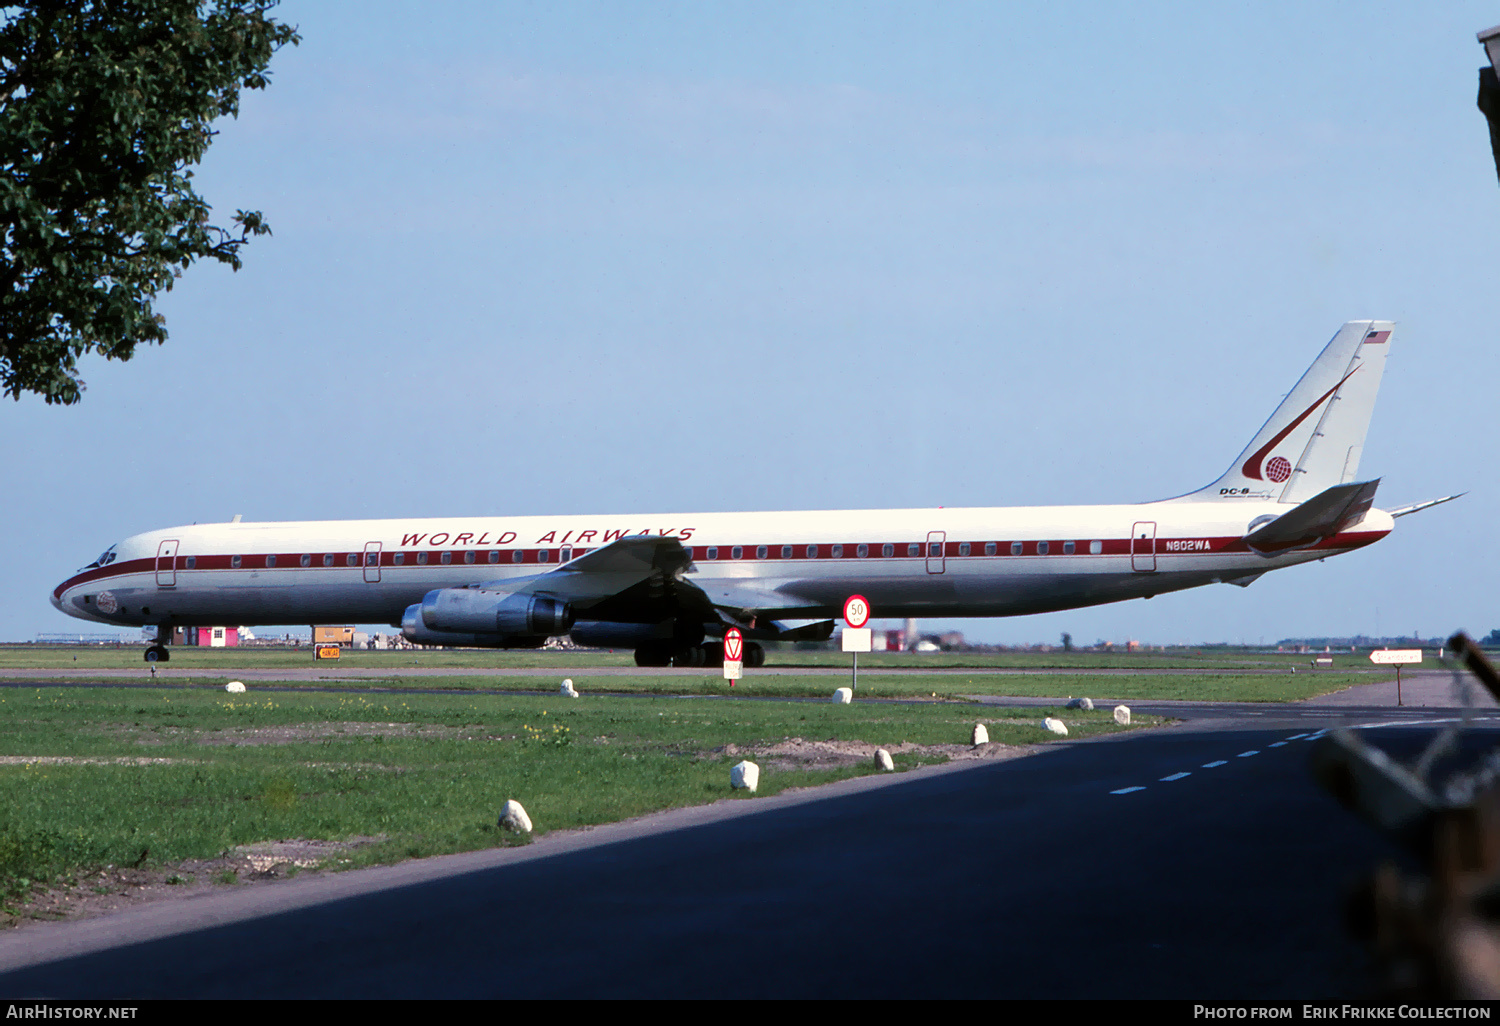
[172,626,239,647]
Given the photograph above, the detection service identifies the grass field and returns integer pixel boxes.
[99,672,1362,703]
[0,686,1152,912]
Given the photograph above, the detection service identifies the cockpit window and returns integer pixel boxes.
[80,545,118,572]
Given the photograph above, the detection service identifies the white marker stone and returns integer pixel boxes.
[1113,705,1131,725]
[1043,717,1069,736]
[731,760,760,792]
[875,748,895,771]
[224,681,246,694]
[499,799,533,833]
[832,687,853,705]
[971,723,989,746]
[560,678,579,698]
[1066,697,1094,711]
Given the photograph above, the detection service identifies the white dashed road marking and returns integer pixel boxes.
[1107,725,1376,795]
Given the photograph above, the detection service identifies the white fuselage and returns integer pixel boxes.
[52,500,1393,630]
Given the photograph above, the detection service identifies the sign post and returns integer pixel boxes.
[723,628,743,686]
[841,595,872,691]
[1369,648,1422,706]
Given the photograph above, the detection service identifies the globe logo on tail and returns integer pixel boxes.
[1265,456,1292,483]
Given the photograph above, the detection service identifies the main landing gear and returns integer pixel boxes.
[144,645,170,663]
[633,641,764,668]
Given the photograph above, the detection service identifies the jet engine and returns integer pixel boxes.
[400,603,547,648]
[568,620,674,649]
[418,588,575,637]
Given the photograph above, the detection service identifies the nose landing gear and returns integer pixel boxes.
[144,645,170,663]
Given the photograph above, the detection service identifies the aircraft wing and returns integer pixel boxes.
[469,534,830,631]
[1244,479,1381,555]
[472,535,711,623]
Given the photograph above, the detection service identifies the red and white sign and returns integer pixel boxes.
[1369,649,1422,665]
[843,594,871,629]
[723,628,743,681]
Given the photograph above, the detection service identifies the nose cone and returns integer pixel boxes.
[51,575,98,622]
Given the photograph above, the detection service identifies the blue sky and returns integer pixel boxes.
[6,2,1498,646]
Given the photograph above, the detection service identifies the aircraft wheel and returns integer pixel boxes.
[744,642,764,668]
[144,645,170,663]
[672,646,705,668]
[700,643,724,668]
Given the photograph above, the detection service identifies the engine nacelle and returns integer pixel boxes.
[419,588,574,636]
[568,620,673,649]
[401,603,547,648]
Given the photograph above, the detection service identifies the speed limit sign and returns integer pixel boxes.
[723,627,743,681]
[843,595,871,629]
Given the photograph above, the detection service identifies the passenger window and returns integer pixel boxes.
[908,543,920,557]
[538,550,550,563]
[781,545,792,558]
[882,543,894,557]
[231,555,241,569]
[185,556,196,569]
[1090,540,1102,555]
[300,554,311,567]
[807,544,819,558]
[959,543,970,557]
[440,552,452,565]
[1011,542,1023,556]
[1064,541,1075,555]
[347,553,358,567]
[464,551,475,564]
[706,546,718,560]
[1038,542,1049,555]
[265,555,276,568]
[394,552,405,566]
[512,550,523,563]
[561,547,572,562]
[732,546,743,559]
[418,552,429,565]
[323,553,334,567]
[488,551,499,563]
[985,542,996,556]
[756,545,768,559]
[928,542,941,557]
[831,544,843,558]
[857,544,868,558]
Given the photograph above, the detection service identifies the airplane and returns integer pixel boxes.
[52,320,1458,667]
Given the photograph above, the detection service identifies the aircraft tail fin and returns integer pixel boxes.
[1176,320,1394,504]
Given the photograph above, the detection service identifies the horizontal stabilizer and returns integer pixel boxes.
[1389,493,1464,518]
[1243,479,1380,555]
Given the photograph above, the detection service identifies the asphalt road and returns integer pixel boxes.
[1,710,1483,998]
